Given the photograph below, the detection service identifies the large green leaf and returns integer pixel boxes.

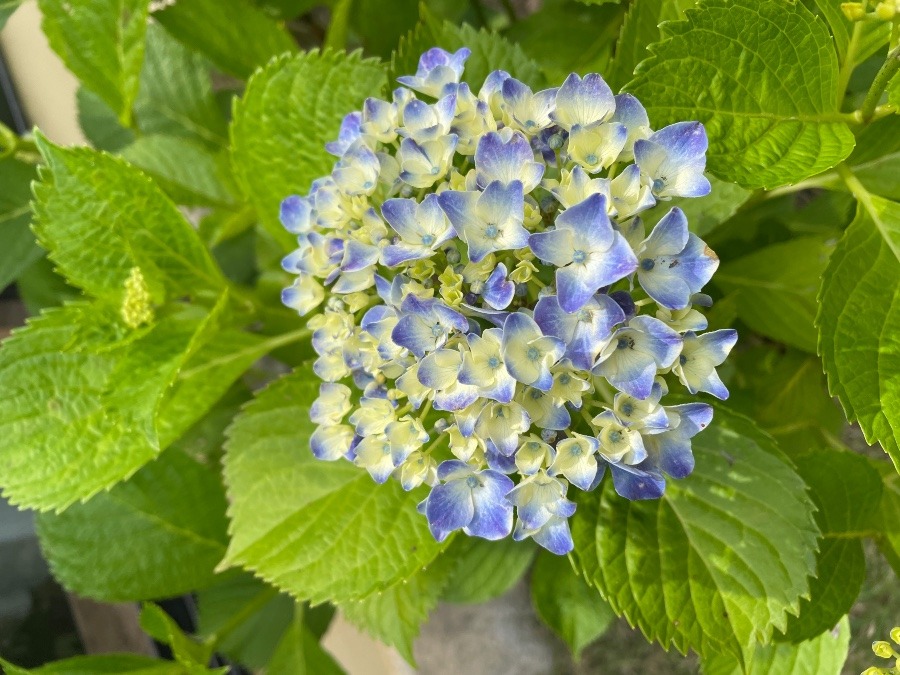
[134,23,229,148]
[38,0,148,126]
[702,616,849,675]
[716,235,835,353]
[843,116,900,202]
[876,462,900,575]
[817,196,900,470]
[153,0,297,79]
[530,551,615,659]
[607,0,693,90]
[441,537,536,603]
[35,449,228,601]
[222,369,447,604]
[230,50,386,250]
[390,16,543,90]
[121,135,240,208]
[727,348,844,456]
[340,548,458,664]
[350,0,418,58]
[0,157,41,292]
[779,449,881,643]
[627,0,855,189]
[33,135,224,303]
[570,407,819,659]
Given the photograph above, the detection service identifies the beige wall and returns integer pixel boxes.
[0,1,83,144]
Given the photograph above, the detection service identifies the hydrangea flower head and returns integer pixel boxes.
[281,50,734,555]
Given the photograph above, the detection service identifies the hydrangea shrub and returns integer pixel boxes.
[0,0,897,672]
[283,48,736,555]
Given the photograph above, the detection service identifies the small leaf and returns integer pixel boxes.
[530,551,615,659]
[134,23,229,148]
[153,0,298,79]
[716,235,836,353]
[33,135,225,302]
[35,448,228,602]
[570,407,819,659]
[702,616,850,675]
[37,0,148,126]
[268,611,345,675]
[121,135,240,208]
[222,369,447,604]
[196,572,294,670]
[779,449,881,642]
[627,0,856,189]
[817,196,900,470]
[441,537,536,604]
[230,50,386,250]
[340,548,458,664]
[76,87,134,152]
[0,157,41,293]
[140,603,213,669]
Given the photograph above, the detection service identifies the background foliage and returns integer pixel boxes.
[0,0,898,672]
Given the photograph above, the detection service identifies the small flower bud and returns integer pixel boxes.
[841,2,867,20]
[875,1,896,19]
[408,259,436,282]
[509,259,538,284]
[873,641,896,659]
[891,626,900,645]
[445,247,462,264]
[120,267,154,329]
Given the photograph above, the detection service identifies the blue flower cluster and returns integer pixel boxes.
[281,48,737,555]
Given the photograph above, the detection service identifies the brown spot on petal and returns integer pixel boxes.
[705,245,719,261]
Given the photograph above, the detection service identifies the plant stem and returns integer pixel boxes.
[860,44,900,123]
[837,163,880,222]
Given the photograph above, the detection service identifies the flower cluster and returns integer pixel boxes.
[281,48,737,555]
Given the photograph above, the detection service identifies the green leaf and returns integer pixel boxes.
[15,255,81,314]
[121,135,240,208]
[716,235,835,353]
[222,369,447,604]
[607,0,693,91]
[153,0,298,79]
[0,157,41,292]
[505,0,623,85]
[702,616,849,675]
[844,116,900,201]
[640,176,751,237]
[0,654,185,675]
[441,537,536,603]
[806,0,849,65]
[727,348,845,456]
[876,462,900,575]
[76,87,135,152]
[817,196,900,470]
[33,135,224,302]
[230,50,386,250]
[196,572,294,669]
[140,603,214,669]
[340,547,458,664]
[570,407,819,659]
[37,0,148,126]
[35,448,227,601]
[134,23,229,148]
[530,551,615,660]
[391,16,543,90]
[627,0,855,190]
[268,611,345,675]
[779,449,881,643]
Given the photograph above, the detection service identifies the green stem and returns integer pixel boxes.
[837,163,880,221]
[838,20,865,99]
[204,587,279,650]
[860,44,900,123]
[499,0,517,22]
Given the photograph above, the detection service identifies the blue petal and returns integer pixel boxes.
[529,228,574,268]
[555,193,613,251]
[651,121,708,159]
[485,443,518,473]
[609,461,666,500]
[280,195,312,233]
[425,481,475,541]
[466,470,515,539]
[532,516,574,555]
[391,315,433,358]
[482,263,515,310]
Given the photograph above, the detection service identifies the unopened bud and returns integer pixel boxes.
[891,626,900,645]
[875,1,896,19]
[873,641,895,659]
[841,2,867,20]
